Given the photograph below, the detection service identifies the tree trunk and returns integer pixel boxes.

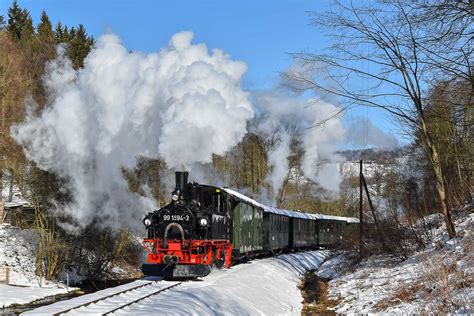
[7,169,14,202]
[0,169,3,204]
[362,176,380,231]
[419,113,456,238]
[250,142,255,193]
[359,160,364,258]
[277,170,290,208]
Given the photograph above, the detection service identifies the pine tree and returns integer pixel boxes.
[0,15,5,30]
[6,0,22,38]
[61,25,71,42]
[37,11,54,42]
[7,0,34,41]
[34,10,56,67]
[67,24,94,69]
[69,25,76,38]
[54,21,63,43]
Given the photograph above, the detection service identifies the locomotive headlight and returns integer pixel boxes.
[144,218,152,226]
[172,194,179,201]
[199,218,208,227]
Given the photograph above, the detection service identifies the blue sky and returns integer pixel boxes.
[1,0,329,89]
[0,0,401,147]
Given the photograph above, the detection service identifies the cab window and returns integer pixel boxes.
[212,192,225,213]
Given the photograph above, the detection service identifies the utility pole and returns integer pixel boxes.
[362,168,388,251]
[359,159,364,258]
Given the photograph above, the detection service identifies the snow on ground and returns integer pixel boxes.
[0,223,42,287]
[318,210,473,314]
[316,253,349,280]
[27,250,329,315]
[0,284,71,308]
[0,224,74,308]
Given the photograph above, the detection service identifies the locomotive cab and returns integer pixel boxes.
[143,178,229,240]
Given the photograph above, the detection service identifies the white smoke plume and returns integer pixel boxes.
[253,89,345,200]
[12,31,253,231]
[300,100,345,192]
[266,133,291,196]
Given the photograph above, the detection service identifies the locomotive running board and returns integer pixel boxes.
[142,263,211,279]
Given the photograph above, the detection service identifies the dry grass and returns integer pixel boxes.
[375,242,473,313]
[374,282,424,311]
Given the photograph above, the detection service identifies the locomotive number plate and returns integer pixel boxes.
[162,214,190,221]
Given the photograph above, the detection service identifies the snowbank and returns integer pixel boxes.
[27,250,329,315]
[120,251,328,315]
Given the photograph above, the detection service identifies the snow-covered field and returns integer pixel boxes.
[27,250,329,315]
[0,224,74,308]
[318,211,473,314]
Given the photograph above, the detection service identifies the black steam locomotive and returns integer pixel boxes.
[141,171,358,278]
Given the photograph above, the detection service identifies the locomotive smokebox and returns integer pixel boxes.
[175,171,189,192]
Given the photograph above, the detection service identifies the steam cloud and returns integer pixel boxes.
[12,31,253,231]
[11,30,395,230]
[253,89,345,199]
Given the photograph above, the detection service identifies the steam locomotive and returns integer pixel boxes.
[141,171,359,278]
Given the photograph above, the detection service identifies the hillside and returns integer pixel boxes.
[317,207,473,313]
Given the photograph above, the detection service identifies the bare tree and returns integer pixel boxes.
[284,0,472,238]
[0,33,31,201]
[412,0,473,203]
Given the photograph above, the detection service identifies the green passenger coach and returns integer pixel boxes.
[231,201,263,254]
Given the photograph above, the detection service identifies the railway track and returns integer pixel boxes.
[24,279,184,315]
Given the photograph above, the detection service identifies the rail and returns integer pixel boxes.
[51,280,183,315]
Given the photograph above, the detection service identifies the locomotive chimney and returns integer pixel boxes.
[174,171,189,193]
